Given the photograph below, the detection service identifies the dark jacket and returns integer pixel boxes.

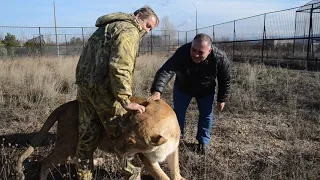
[150,42,231,102]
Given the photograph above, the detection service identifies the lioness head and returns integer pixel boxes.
[114,99,178,157]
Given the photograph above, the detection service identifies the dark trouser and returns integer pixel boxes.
[173,84,215,144]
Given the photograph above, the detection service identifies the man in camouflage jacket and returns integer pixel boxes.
[75,6,158,180]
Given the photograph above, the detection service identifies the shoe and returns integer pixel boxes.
[197,143,209,155]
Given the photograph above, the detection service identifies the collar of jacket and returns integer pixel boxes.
[95,12,145,37]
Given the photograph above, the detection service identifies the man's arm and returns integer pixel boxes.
[108,28,140,109]
[150,48,182,95]
[216,50,231,103]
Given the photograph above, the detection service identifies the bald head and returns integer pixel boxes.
[190,33,213,63]
[193,33,212,45]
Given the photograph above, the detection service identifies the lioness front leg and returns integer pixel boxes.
[166,148,185,180]
[138,154,170,180]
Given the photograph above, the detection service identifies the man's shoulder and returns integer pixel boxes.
[108,21,139,38]
[179,42,192,50]
[176,42,191,54]
[112,20,137,29]
[211,46,228,59]
[210,46,230,69]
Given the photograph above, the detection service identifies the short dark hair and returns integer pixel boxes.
[193,33,212,45]
[134,5,159,26]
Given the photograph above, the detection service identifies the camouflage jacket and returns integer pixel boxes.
[75,12,146,111]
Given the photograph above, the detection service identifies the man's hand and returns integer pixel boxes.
[147,91,161,100]
[216,102,225,112]
[123,102,145,113]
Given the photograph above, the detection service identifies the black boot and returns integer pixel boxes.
[197,143,209,155]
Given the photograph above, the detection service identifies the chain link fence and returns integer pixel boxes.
[1,2,319,69]
[187,2,320,70]
[0,26,187,57]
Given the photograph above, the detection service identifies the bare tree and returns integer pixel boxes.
[160,16,177,46]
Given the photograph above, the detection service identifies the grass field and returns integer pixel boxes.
[0,54,319,180]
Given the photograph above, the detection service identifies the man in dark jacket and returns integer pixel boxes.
[148,33,231,155]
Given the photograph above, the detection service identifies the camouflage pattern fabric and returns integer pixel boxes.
[75,87,109,180]
[75,12,146,111]
[77,87,141,180]
[74,12,146,180]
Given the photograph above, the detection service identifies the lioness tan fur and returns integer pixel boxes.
[16,98,185,180]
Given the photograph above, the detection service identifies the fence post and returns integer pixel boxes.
[233,21,236,60]
[293,11,297,58]
[55,28,59,56]
[212,25,215,43]
[178,31,180,47]
[168,35,170,54]
[65,34,68,55]
[82,27,85,48]
[38,27,42,56]
[306,4,313,62]
[185,31,188,44]
[262,13,266,63]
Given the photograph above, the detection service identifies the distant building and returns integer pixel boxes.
[26,35,45,45]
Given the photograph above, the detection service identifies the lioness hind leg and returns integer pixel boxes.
[39,151,72,180]
[138,154,170,180]
[166,148,185,180]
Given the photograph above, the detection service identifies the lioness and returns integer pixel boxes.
[16,98,185,180]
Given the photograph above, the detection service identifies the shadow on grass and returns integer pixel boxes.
[179,141,198,154]
[22,160,155,180]
[0,132,56,147]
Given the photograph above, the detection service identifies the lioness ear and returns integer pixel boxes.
[150,135,167,146]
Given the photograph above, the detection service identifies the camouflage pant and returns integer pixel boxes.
[75,86,140,180]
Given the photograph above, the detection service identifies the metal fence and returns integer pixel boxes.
[186,2,320,70]
[0,26,187,56]
[0,2,319,69]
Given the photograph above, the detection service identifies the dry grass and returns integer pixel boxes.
[0,54,319,179]
[0,56,77,135]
